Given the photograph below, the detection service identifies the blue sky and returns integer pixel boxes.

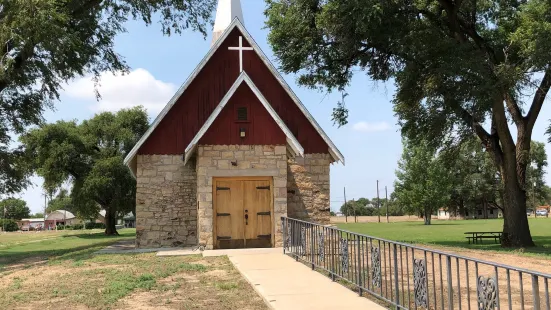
[18,0,551,214]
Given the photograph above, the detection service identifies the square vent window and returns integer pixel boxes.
[237,107,248,121]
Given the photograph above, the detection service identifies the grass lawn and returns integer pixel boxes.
[337,217,551,257]
[0,229,266,309]
[0,229,136,269]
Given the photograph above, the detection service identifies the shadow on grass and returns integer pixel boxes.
[0,232,136,271]
[393,235,551,257]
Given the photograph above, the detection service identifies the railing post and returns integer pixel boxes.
[357,236,362,296]
[282,217,286,254]
[533,275,541,310]
[393,243,400,307]
[447,255,454,310]
[311,223,315,270]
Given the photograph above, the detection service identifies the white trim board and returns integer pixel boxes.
[124,18,344,175]
[184,72,304,165]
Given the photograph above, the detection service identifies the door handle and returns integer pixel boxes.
[245,214,249,220]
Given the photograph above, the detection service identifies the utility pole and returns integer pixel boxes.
[377,180,380,223]
[352,198,357,223]
[344,187,348,223]
[386,186,389,223]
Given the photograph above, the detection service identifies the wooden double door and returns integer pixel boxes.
[214,177,273,249]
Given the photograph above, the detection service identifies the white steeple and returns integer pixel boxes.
[212,0,244,46]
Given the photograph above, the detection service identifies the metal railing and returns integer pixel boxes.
[282,217,551,310]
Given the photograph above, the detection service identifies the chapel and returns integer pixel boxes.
[124,0,344,249]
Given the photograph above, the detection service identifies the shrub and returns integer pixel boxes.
[85,222,105,229]
[72,223,84,230]
[0,219,19,232]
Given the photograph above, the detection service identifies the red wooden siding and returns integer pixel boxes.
[138,28,329,155]
[200,83,286,145]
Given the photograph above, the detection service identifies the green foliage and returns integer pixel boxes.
[21,107,149,235]
[394,139,453,224]
[0,0,216,198]
[85,222,106,230]
[46,189,75,214]
[30,213,44,219]
[0,219,19,232]
[265,0,551,246]
[526,141,549,208]
[0,198,31,220]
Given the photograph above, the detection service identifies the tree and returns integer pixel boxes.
[31,213,44,219]
[46,189,75,214]
[0,198,30,220]
[21,107,149,235]
[0,0,216,199]
[394,140,452,225]
[526,141,549,209]
[264,0,551,247]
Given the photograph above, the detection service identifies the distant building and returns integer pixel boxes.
[438,207,501,220]
[17,218,45,231]
[45,210,81,229]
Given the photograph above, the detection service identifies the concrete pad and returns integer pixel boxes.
[156,247,199,257]
[202,247,282,257]
[227,250,385,310]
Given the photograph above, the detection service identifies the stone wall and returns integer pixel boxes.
[196,145,288,249]
[287,154,331,224]
[135,155,197,248]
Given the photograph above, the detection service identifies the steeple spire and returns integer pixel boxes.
[212,0,244,46]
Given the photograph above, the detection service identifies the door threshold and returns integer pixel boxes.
[203,247,282,257]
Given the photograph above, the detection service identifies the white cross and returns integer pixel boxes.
[228,36,253,72]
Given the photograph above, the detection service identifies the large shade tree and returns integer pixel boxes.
[21,107,149,235]
[264,0,551,247]
[0,0,215,197]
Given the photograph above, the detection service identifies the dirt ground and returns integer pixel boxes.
[0,253,267,310]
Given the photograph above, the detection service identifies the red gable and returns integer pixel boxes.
[138,27,327,154]
[125,19,344,172]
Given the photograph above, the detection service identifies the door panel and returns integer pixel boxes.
[215,180,245,249]
[214,178,272,249]
[243,180,272,248]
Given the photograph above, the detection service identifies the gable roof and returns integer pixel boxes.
[184,72,304,165]
[124,18,344,171]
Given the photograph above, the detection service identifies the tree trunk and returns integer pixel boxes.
[423,207,431,225]
[500,162,534,247]
[104,207,119,236]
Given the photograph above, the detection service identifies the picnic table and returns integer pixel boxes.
[464,231,502,244]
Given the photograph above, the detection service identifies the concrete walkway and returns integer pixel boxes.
[205,248,384,310]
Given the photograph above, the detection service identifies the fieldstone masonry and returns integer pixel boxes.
[287,154,331,224]
[135,155,197,248]
[134,147,331,249]
[196,145,288,249]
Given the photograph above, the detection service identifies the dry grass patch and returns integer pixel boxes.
[0,252,267,310]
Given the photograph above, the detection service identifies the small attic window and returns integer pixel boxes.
[236,107,248,121]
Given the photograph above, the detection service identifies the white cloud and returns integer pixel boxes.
[64,68,176,114]
[352,121,391,133]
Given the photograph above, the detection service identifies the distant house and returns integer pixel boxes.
[45,210,81,229]
[17,218,45,231]
[438,207,501,220]
[97,210,135,227]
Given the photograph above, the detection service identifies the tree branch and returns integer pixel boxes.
[504,93,523,125]
[525,70,551,133]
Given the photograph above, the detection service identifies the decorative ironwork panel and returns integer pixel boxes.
[284,222,291,250]
[318,232,325,262]
[477,276,498,310]
[413,259,428,308]
[371,246,381,288]
[300,226,306,256]
[340,238,349,273]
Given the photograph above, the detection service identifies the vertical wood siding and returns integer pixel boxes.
[199,83,286,145]
[138,28,329,155]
